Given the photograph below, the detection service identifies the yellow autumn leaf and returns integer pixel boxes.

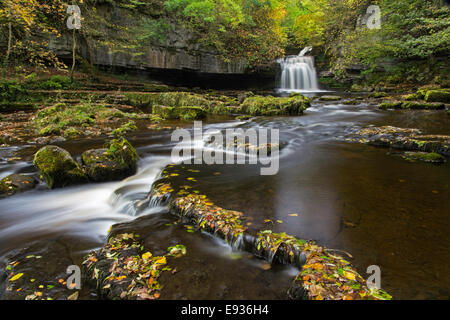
[10,273,24,281]
[155,257,166,265]
[142,252,152,260]
[343,271,356,280]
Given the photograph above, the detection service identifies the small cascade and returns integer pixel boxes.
[277,47,319,92]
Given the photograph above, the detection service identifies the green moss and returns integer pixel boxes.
[239,95,310,116]
[175,106,207,120]
[33,145,88,189]
[81,139,138,182]
[378,101,402,110]
[403,93,420,101]
[424,90,450,103]
[143,83,171,92]
[112,121,138,136]
[401,101,445,110]
[125,92,220,110]
[39,124,61,136]
[152,105,206,120]
[0,174,37,197]
[342,99,358,105]
[319,95,341,101]
[402,152,446,163]
[106,138,138,172]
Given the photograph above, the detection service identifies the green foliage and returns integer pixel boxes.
[0,79,26,102]
[112,120,138,136]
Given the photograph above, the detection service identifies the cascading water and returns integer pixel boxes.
[277,47,319,92]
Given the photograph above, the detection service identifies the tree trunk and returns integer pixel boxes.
[2,22,12,79]
[70,28,76,82]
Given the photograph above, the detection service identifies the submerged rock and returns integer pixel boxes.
[33,145,88,189]
[346,126,450,156]
[319,95,341,101]
[401,152,446,163]
[0,174,37,197]
[81,138,138,182]
[140,176,392,301]
[83,233,177,300]
[378,101,445,110]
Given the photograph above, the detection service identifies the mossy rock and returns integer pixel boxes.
[33,145,88,189]
[401,101,445,110]
[142,83,171,92]
[0,174,37,197]
[424,90,450,103]
[239,95,310,116]
[401,152,446,163]
[403,93,421,101]
[175,106,207,120]
[342,99,358,105]
[378,101,402,110]
[319,95,341,101]
[112,121,138,136]
[82,138,138,182]
[368,92,388,98]
[152,105,206,120]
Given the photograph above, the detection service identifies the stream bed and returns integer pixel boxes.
[1,96,449,299]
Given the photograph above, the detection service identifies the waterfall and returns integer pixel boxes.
[277,47,319,92]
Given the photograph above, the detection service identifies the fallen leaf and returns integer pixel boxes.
[67,291,79,300]
[10,273,24,281]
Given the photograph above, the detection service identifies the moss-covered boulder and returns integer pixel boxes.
[401,152,446,163]
[401,101,445,110]
[0,174,37,197]
[152,105,206,120]
[33,146,87,188]
[378,101,402,110]
[81,138,138,182]
[424,90,450,103]
[318,95,341,101]
[239,95,310,116]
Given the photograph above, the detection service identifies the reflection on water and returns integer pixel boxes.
[0,100,449,299]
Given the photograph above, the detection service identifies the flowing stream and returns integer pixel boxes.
[0,96,449,299]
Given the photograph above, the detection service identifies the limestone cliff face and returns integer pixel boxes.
[47,5,278,79]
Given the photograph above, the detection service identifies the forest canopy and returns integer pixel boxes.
[0,0,449,82]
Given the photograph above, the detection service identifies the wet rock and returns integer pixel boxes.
[346,126,450,156]
[0,174,37,197]
[424,90,450,103]
[237,91,254,104]
[319,95,341,101]
[152,105,207,120]
[401,152,446,163]
[145,175,392,300]
[378,101,402,110]
[239,95,310,116]
[1,240,83,300]
[368,92,388,98]
[81,138,138,182]
[342,99,359,105]
[83,233,176,300]
[33,145,88,189]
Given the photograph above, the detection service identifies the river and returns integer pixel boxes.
[0,94,449,299]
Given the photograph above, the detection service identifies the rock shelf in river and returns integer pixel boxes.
[345,125,450,157]
[126,175,392,300]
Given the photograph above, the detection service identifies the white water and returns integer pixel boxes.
[277,47,321,92]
